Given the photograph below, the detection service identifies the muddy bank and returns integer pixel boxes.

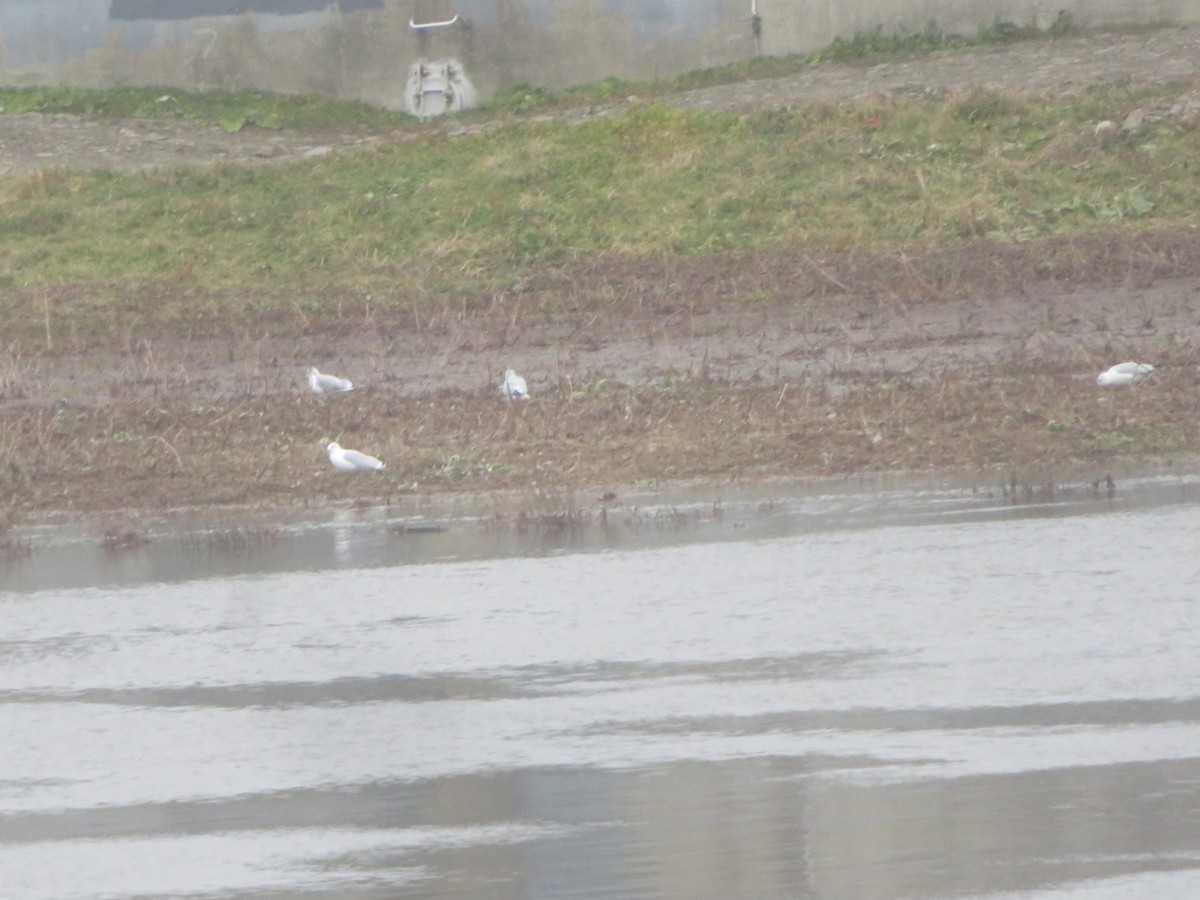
[2,228,1199,529]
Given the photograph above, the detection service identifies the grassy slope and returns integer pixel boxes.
[0,31,1196,344]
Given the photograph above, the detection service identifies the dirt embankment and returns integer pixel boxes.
[3,29,1200,528]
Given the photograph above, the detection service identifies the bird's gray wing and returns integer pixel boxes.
[343,449,382,468]
[318,373,353,391]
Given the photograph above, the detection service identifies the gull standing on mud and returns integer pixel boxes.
[326,441,385,472]
[308,366,354,394]
[501,368,529,400]
[1096,362,1155,387]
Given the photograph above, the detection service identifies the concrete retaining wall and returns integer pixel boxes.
[0,0,1196,111]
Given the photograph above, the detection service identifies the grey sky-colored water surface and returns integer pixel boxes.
[2,473,1200,898]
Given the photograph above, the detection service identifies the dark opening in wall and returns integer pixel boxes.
[109,0,382,20]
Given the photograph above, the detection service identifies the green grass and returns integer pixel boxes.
[0,84,403,130]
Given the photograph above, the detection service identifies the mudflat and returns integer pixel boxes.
[3,28,1200,527]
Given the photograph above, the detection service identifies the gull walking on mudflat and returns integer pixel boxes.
[326,441,385,472]
[308,367,354,394]
[1096,362,1155,387]
[501,368,529,400]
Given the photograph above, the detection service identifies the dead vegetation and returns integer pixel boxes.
[0,227,1197,527]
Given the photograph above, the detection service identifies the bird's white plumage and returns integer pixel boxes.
[501,368,529,400]
[326,441,384,472]
[1096,362,1155,387]
[308,367,354,394]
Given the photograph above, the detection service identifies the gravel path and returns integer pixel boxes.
[666,27,1200,112]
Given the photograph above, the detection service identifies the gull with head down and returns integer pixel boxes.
[501,368,529,400]
[1096,362,1155,387]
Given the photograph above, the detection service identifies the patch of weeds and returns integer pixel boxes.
[486,83,560,114]
[514,489,589,534]
[0,344,35,399]
[1084,430,1140,453]
[824,21,961,60]
[1033,186,1156,224]
[1046,10,1075,38]
[951,87,1026,124]
[100,529,150,552]
[0,205,74,238]
[0,534,33,559]
[1082,423,1179,456]
[182,525,282,552]
[480,76,641,116]
[515,505,588,535]
[975,19,1036,44]
[0,85,402,130]
[819,12,1075,63]
[420,453,507,482]
[568,377,609,400]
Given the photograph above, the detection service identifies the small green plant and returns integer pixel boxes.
[825,21,956,60]
[1035,186,1157,223]
[486,83,556,113]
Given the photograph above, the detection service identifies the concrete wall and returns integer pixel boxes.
[766,0,1196,56]
[0,0,1197,111]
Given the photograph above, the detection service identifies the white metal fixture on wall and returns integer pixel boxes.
[409,14,459,30]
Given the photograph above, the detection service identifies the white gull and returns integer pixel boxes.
[308,367,354,394]
[1096,362,1154,387]
[501,368,529,400]
[326,441,384,472]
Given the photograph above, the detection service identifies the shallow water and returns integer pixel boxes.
[2,474,1200,899]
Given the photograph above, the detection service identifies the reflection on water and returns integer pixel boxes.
[2,473,1200,898]
[7,471,1199,594]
